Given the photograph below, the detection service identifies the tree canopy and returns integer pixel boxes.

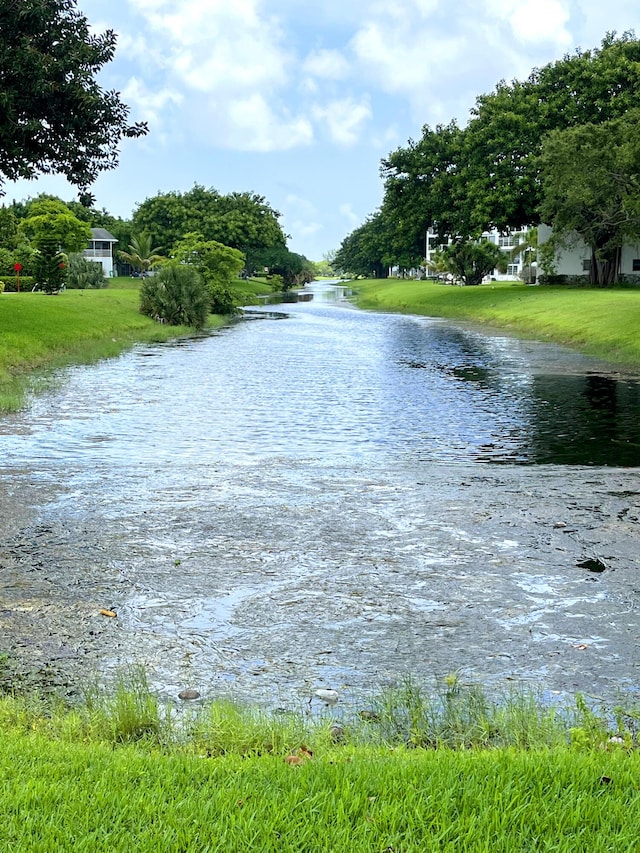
[538,111,640,285]
[18,198,91,253]
[132,186,287,257]
[367,31,640,284]
[0,0,147,202]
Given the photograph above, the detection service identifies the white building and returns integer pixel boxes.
[537,224,640,279]
[82,228,118,277]
[425,226,534,281]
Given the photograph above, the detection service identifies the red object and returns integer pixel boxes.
[13,263,22,271]
[13,262,21,292]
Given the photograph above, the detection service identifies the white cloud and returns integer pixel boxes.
[303,49,350,80]
[223,94,314,151]
[121,77,183,128]
[339,203,361,227]
[312,97,372,146]
[485,0,572,46]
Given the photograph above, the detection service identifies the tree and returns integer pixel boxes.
[119,233,164,276]
[334,212,391,278]
[18,198,91,254]
[246,245,314,290]
[381,121,466,252]
[172,232,245,314]
[537,112,640,285]
[433,240,507,286]
[380,32,640,255]
[0,0,147,202]
[132,186,286,256]
[33,236,67,293]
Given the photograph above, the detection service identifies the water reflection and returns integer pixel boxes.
[1,285,639,468]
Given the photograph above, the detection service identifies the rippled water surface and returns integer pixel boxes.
[2,283,640,468]
[1,283,640,707]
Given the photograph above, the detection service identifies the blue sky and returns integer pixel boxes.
[4,0,638,260]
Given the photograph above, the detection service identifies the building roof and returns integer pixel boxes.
[90,227,117,242]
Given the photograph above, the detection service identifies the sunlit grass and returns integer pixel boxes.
[352,279,640,365]
[1,673,640,851]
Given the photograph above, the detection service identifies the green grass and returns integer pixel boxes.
[3,734,640,852]
[352,279,640,366]
[2,673,640,851]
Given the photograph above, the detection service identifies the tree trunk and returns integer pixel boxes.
[590,245,621,286]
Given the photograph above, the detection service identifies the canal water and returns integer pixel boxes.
[1,281,639,708]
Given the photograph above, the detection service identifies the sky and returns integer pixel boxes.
[4,1,639,260]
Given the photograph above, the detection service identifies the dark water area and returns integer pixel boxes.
[0,281,639,708]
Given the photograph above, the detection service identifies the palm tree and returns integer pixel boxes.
[119,233,164,276]
[510,227,538,284]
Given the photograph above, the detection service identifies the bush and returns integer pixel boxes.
[0,275,35,292]
[209,281,239,315]
[66,254,107,289]
[139,263,210,328]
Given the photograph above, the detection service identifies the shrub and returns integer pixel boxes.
[209,281,239,315]
[139,263,210,328]
[0,276,36,292]
[66,254,107,289]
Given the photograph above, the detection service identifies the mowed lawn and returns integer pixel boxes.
[3,730,640,852]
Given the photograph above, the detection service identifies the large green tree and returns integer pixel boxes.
[245,245,314,290]
[0,0,147,202]
[18,198,91,253]
[334,212,391,279]
[132,186,286,256]
[537,112,640,285]
[380,31,640,255]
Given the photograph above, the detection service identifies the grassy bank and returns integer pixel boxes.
[352,279,640,366]
[2,676,640,851]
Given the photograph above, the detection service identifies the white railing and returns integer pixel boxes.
[83,249,112,258]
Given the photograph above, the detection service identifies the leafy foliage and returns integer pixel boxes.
[374,31,640,286]
[139,263,210,328]
[538,112,640,284]
[0,0,146,200]
[334,212,391,278]
[66,253,106,289]
[172,232,245,313]
[33,236,67,293]
[119,233,164,275]
[18,198,91,254]
[132,186,286,257]
[434,240,508,286]
[246,245,315,290]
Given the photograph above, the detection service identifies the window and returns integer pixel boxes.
[507,264,519,276]
[632,259,640,272]
[582,259,591,271]
[498,235,513,248]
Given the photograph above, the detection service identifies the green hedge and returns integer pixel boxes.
[0,275,36,292]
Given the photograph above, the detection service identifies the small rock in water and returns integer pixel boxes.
[178,688,201,701]
[314,688,339,704]
[576,557,608,573]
